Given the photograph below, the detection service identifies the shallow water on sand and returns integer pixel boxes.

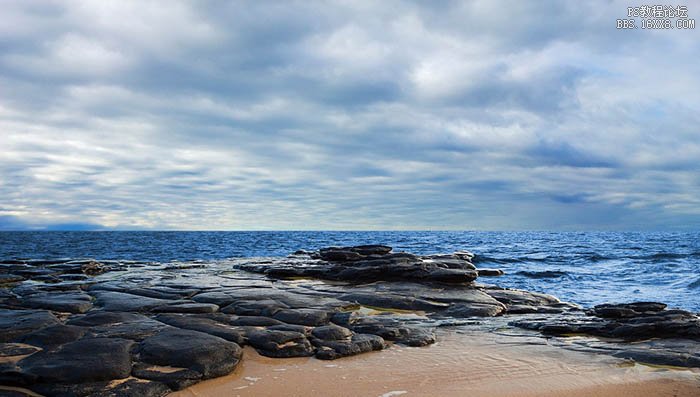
[170,329,700,397]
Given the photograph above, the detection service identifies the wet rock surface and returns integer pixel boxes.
[0,245,699,396]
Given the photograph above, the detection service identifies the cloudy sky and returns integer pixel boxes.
[0,1,698,230]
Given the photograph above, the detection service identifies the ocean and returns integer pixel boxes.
[1,231,698,312]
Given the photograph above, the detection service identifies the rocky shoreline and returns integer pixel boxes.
[1,245,699,396]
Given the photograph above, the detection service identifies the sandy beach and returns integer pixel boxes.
[171,329,700,397]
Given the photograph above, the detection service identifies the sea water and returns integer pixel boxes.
[1,231,698,311]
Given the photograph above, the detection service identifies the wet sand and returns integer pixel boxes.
[170,330,700,397]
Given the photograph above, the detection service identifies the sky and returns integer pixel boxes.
[0,1,699,231]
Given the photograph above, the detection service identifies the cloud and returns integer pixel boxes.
[0,0,698,230]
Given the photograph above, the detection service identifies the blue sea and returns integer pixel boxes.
[1,231,699,312]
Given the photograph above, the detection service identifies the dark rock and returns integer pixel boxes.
[348,245,393,256]
[420,268,477,283]
[87,316,168,341]
[0,310,60,343]
[47,260,108,276]
[314,333,386,360]
[0,274,25,285]
[311,324,353,340]
[267,323,312,336]
[22,292,93,313]
[477,268,504,277]
[21,324,87,348]
[0,343,40,358]
[230,316,284,327]
[93,291,172,312]
[17,337,134,383]
[192,292,235,306]
[318,248,363,261]
[132,362,202,391]
[221,299,289,316]
[67,311,150,327]
[338,292,449,312]
[247,330,314,358]
[592,302,667,318]
[273,308,330,326]
[443,303,505,318]
[154,314,245,344]
[152,302,219,314]
[139,329,242,379]
[30,378,171,397]
[345,316,436,347]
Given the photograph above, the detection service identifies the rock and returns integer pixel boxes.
[0,343,40,358]
[443,303,505,318]
[30,377,171,397]
[92,291,172,312]
[247,330,314,358]
[420,268,477,283]
[192,292,235,306]
[139,329,242,379]
[592,302,667,319]
[0,310,60,343]
[221,299,289,316]
[21,324,87,348]
[47,260,108,276]
[230,316,284,327]
[154,314,245,344]
[344,316,436,347]
[477,268,504,277]
[267,323,312,336]
[338,292,449,312]
[0,274,25,285]
[132,362,202,391]
[17,337,134,384]
[311,324,353,340]
[22,292,93,313]
[273,308,330,326]
[152,302,219,314]
[318,248,364,261]
[67,311,150,327]
[88,317,168,341]
[314,334,386,360]
[240,245,487,285]
[347,245,393,256]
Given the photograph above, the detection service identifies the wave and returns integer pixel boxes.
[515,270,568,279]
[689,277,700,289]
[629,252,700,261]
[473,255,553,264]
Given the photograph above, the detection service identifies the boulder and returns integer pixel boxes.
[139,329,242,379]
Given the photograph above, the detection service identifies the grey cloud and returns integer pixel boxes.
[0,0,698,230]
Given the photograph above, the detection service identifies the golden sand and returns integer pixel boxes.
[170,330,700,397]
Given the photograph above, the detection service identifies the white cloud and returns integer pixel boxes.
[0,0,698,230]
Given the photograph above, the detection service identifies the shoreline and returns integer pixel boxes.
[2,244,700,396]
[171,329,700,397]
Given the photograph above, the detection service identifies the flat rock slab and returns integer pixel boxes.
[139,329,242,379]
[0,310,60,343]
[314,334,386,360]
[16,337,134,384]
[154,314,246,344]
[152,302,219,314]
[30,377,170,397]
[273,308,331,326]
[21,292,93,314]
[92,291,172,312]
[247,330,315,358]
